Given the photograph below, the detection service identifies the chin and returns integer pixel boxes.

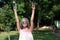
[23,26,27,28]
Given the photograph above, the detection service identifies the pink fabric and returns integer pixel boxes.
[19,28,33,40]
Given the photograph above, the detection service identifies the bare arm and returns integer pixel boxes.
[13,5,20,33]
[30,3,35,32]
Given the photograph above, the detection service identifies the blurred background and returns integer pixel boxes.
[0,0,60,40]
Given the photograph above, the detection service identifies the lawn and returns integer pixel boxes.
[0,30,60,40]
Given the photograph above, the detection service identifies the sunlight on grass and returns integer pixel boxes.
[0,30,60,40]
[0,31,18,40]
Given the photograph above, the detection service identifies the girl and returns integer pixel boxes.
[13,3,35,40]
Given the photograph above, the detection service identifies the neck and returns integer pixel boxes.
[24,27,28,29]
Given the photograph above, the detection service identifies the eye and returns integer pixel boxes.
[22,22,27,24]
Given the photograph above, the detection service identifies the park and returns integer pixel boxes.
[0,0,60,40]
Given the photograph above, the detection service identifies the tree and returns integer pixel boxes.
[0,0,60,31]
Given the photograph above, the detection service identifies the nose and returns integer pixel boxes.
[23,22,27,24]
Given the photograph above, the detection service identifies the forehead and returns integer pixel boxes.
[21,20,28,23]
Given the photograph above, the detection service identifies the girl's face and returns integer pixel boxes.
[22,21,28,28]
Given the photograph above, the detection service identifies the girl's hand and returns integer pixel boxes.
[32,3,35,10]
[13,6,17,11]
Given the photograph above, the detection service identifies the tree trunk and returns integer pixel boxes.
[37,19,39,30]
[8,32,10,40]
[36,5,40,30]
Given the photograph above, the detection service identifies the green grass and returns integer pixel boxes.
[0,30,60,40]
[0,31,18,40]
[33,30,60,40]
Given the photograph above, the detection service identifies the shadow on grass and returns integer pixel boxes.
[33,30,60,40]
[5,34,19,40]
[4,30,60,40]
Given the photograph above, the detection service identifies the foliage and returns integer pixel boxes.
[0,0,60,29]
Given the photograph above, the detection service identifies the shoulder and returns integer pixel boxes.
[29,28,33,33]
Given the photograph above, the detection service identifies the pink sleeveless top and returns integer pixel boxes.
[19,29,34,40]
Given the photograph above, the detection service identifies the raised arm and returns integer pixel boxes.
[30,3,35,32]
[13,5,20,33]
